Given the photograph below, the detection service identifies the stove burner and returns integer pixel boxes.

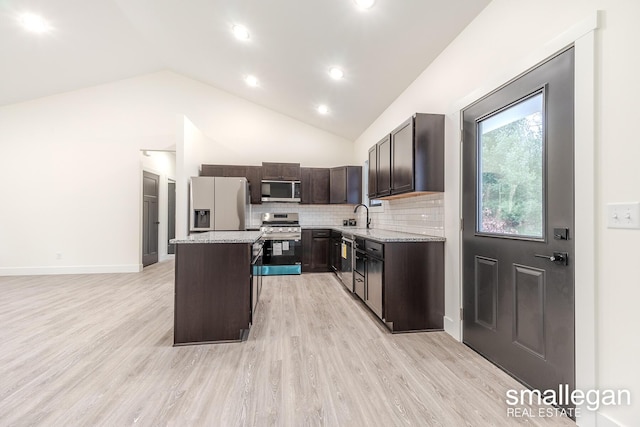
[260,213,301,235]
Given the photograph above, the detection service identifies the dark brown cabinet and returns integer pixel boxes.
[330,166,362,204]
[376,135,391,197]
[200,164,262,204]
[261,162,301,180]
[200,164,225,176]
[174,243,251,344]
[245,166,263,205]
[353,236,443,332]
[384,241,444,332]
[367,145,377,198]
[301,167,330,204]
[368,113,444,199]
[391,119,414,194]
[301,229,331,272]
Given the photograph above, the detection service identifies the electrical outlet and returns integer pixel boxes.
[607,202,640,229]
[56,252,62,260]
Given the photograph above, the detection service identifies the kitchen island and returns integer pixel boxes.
[171,231,262,345]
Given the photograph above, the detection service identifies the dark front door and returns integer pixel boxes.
[142,171,160,267]
[462,48,575,405]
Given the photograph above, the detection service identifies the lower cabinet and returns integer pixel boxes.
[301,229,331,273]
[354,237,444,333]
[329,230,342,273]
[383,241,444,332]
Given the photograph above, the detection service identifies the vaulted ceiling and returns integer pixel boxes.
[0,0,491,139]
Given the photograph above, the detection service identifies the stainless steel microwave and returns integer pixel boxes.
[261,180,301,203]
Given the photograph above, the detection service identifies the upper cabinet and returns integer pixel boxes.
[367,145,377,199]
[301,167,330,204]
[330,166,362,204]
[261,162,301,181]
[376,135,391,197]
[368,113,444,199]
[245,166,263,205]
[201,164,262,204]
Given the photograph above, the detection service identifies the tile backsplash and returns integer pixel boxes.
[248,193,444,237]
[358,193,445,237]
[248,203,355,228]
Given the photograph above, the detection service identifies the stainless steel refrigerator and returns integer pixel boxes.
[189,176,248,232]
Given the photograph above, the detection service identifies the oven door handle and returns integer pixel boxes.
[261,234,301,241]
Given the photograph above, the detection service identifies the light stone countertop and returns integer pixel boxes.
[170,230,263,244]
[303,226,446,243]
[170,228,444,244]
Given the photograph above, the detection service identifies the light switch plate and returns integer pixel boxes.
[607,202,640,229]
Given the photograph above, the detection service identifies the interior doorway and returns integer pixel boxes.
[142,171,160,267]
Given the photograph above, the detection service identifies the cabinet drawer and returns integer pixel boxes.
[365,240,384,258]
[312,229,331,238]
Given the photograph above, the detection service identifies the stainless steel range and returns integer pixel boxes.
[260,213,302,275]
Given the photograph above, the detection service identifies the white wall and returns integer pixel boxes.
[175,116,210,239]
[140,150,176,260]
[353,1,639,425]
[0,71,353,274]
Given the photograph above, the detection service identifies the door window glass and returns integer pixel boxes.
[477,92,544,238]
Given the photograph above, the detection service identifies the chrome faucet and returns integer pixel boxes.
[353,203,371,229]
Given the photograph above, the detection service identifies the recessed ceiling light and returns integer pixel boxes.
[317,105,329,115]
[245,75,259,87]
[232,24,250,41]
[19,12,50,33]
[329,67,344,80]
[354,0,376,9]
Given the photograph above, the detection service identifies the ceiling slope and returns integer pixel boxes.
[1,0,490,139]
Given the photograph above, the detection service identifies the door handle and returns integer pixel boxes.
[534,252,568,265]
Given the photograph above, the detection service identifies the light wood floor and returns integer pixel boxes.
[0,260,574,426]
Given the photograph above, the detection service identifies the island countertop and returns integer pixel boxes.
[170,230,263,244]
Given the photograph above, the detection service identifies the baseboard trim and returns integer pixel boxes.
[0,264,143,276]
[443,316,460,341]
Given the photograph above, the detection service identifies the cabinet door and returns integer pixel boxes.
[223,165,247,177]
[245,166,262,204]
[377,136,391,197]
[261,162,281,180]
[366,257,383,319]
[311,237,330,271]
[330,167,347,204]
[300,168,312,204]
[368,145,377,198]
[301,229,313,272]
[201,164,224,176]
[346,166,362,205]
[280,163,301,180]
[261,162,300,180]
[311,168,330,204]
[391,118,414,194]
